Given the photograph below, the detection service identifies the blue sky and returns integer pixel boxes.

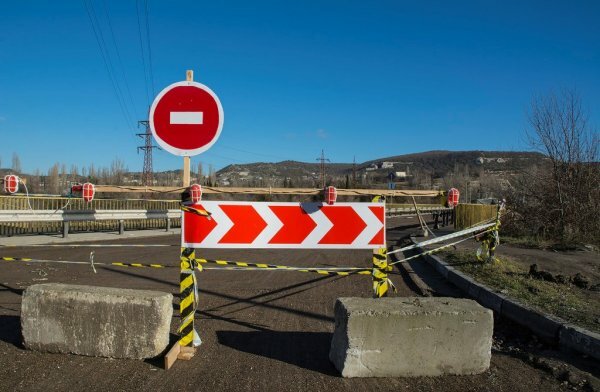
[0,1,599,174]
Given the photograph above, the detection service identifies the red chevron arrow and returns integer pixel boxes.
[219,205,268,244]
[368,206,385,245]
[183,203,218,244]
[268,205,317,244]
[318,206,367,244]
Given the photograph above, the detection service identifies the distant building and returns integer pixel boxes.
[381,161,394,169]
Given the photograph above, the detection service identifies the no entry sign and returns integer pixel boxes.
[149,81,224,156]
[182,201,385,249]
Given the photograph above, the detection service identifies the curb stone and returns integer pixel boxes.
[412,236,600,361]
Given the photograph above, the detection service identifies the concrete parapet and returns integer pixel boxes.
[329,297,493,377]
[21,283,173,359]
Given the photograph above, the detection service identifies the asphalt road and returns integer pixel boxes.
[0,217,589,391]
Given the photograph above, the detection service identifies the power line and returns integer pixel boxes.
[101,0,137,120]
[83,0,135,133]
[144,0,155,98]
[136,0,150,106]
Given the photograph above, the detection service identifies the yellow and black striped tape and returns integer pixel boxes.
[372,247,393,298]
[1,255,371,277]
[110,262,166,268]
[195,258,371,276]
[1,256,33,262]
[180,205,211,218]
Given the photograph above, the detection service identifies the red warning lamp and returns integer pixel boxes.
[82,183,95,203]
[324,186,337,205]
[3,175,19,194]
[447,188,460,207]
[189,183,202,204]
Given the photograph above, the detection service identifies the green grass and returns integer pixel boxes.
[441,250,600,333]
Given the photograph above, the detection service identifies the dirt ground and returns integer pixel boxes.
[0,218,597,391]
[457,240,599,285]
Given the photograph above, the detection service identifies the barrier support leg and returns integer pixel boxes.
[372,247,391,298]
[62,221,69,238]
[165,247,201,369]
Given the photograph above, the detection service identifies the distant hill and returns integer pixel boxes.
[215,150,548,188]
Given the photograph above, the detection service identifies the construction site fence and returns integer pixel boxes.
[454,203,498,230]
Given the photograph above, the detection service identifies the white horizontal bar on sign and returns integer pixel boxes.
[170,111,203,125]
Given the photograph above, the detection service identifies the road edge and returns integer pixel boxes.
[410,235,600,361]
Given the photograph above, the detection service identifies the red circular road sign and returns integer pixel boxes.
[149,81,224,156]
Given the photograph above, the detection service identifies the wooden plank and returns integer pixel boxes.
[164,342,196,370]
[163,342,181,370]
[177,346,196,361]
[91,185,442,198]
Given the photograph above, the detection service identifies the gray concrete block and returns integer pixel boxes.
[559,324,600,360]
[500,300,562,341]
[329,297,493,377]
[21,283,173,359]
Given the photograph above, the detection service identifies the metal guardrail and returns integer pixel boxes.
[0,209,180,223]
[0,209,180,238]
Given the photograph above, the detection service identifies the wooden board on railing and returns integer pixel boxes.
[92,185,442,198]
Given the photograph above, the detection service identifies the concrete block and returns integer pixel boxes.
[559,324,600,360]
[500,300,562,341]
[21,283,173,359]
[329,297,493,377]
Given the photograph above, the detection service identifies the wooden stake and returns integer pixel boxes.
[183,157,191,187]
[182,69,194,187]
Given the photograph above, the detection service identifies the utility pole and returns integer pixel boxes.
[316,149,330,188]
[137,120,158,186]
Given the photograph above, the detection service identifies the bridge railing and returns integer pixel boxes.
[0,195,181,237]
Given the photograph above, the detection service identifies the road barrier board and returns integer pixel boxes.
[182,201,385,249]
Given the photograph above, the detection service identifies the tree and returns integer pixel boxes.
[208,164,216,186]
[197,162,203,184]
[47,163,60,195]
[110,158,127,185]
[509,89,599,243]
